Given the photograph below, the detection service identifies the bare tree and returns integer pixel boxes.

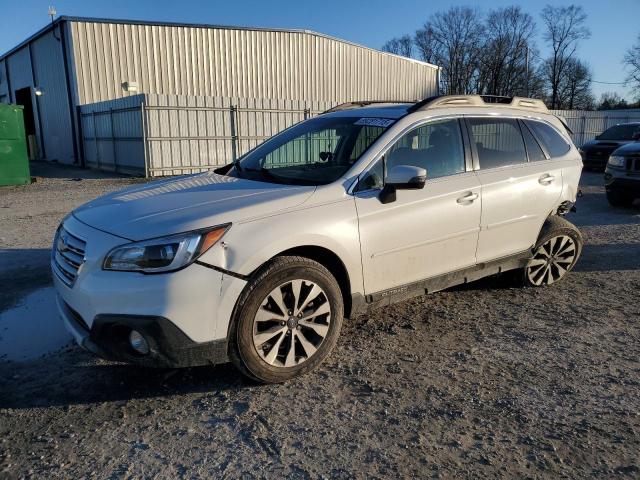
[477,6,536,97]
[560,58,594,109]
[414,7,484,95]
[597,92,629,110]
[540,4,591,108]
[539,57,593,109]
[624,33,640,99]
[381,35,413,58]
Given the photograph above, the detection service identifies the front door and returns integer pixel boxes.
[354,118,482,295]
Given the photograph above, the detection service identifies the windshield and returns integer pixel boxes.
[598,124,640,141]
[230,116,394,185]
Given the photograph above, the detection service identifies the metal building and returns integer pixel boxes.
[0,16,439,167]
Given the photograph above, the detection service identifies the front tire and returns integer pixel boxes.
[523,216,583,287]
[228,256,344,383]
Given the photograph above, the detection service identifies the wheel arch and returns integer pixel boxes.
[536,214,583,244]
[255,245,356,319]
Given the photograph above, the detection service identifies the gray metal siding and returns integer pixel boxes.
[0,59,9,102]
[4,46,44,157]
[5,46,33,93]
[30,28,75,163]
[68,20,438,105]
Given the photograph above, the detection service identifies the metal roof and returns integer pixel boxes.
[0,16,438,69]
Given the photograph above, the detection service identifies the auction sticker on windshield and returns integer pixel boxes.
[354,118,395,128]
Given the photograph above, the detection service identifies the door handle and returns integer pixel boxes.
[538,173,555,185]
[457,192,479,204]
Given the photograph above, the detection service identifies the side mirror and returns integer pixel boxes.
[379,165,427,204]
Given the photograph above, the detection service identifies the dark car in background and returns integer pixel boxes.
[580,122,640,170]
[604,135,640,207]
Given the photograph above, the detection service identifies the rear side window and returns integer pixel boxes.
[467,118,527,169]
[520,121,547,162]
[525,121,571,157]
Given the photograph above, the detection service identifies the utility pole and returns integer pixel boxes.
[525,46,530,97]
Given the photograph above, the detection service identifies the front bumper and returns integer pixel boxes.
[57,297,228,367]
[582,155,608,169]
[52,215,247,367]
[581,146,619,169]
[604,168,640,197]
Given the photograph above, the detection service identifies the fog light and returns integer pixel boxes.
[129,330,149,355]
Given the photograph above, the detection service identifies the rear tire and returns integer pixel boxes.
[228,256,343,383]
[606,190,634,207]
[522,216,583,287]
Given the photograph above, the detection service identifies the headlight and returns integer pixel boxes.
[103,225,230,273]
[608,155,625,167]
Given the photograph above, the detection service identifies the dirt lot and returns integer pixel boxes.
[1,163,639,479]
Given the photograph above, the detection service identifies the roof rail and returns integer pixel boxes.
[409,95,549,113]
[323,100,414,114]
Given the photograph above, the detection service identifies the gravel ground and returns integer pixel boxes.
[1,163,639,479]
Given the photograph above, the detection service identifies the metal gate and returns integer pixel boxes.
[79,94,334,177]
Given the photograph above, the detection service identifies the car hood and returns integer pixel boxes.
[581,139,633,150]
[612,141,640,155]
[73,171,316,240]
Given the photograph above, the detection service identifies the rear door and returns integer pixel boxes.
[466,116,563,263]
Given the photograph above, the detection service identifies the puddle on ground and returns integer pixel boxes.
[0,287,72,361]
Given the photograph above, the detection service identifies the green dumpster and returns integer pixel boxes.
[0,103,30,186]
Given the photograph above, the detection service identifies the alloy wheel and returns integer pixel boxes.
[252,279,331,367]
[526,235,577,286]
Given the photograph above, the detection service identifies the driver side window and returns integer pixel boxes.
[356,118,466,192]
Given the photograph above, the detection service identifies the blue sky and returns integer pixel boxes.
[1,0,637,101]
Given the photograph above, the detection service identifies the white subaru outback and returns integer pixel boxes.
[53,95,583,383]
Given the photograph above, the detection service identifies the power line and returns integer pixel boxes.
[591,80,627,85]
[523,47,628,86]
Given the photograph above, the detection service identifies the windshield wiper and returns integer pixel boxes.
[242,167,286,184]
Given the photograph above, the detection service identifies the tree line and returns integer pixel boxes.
[382,4,640,110]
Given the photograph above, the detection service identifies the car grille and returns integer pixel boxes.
[52,226,86,287]
[585,150,611,163]
[626,157,640,172]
